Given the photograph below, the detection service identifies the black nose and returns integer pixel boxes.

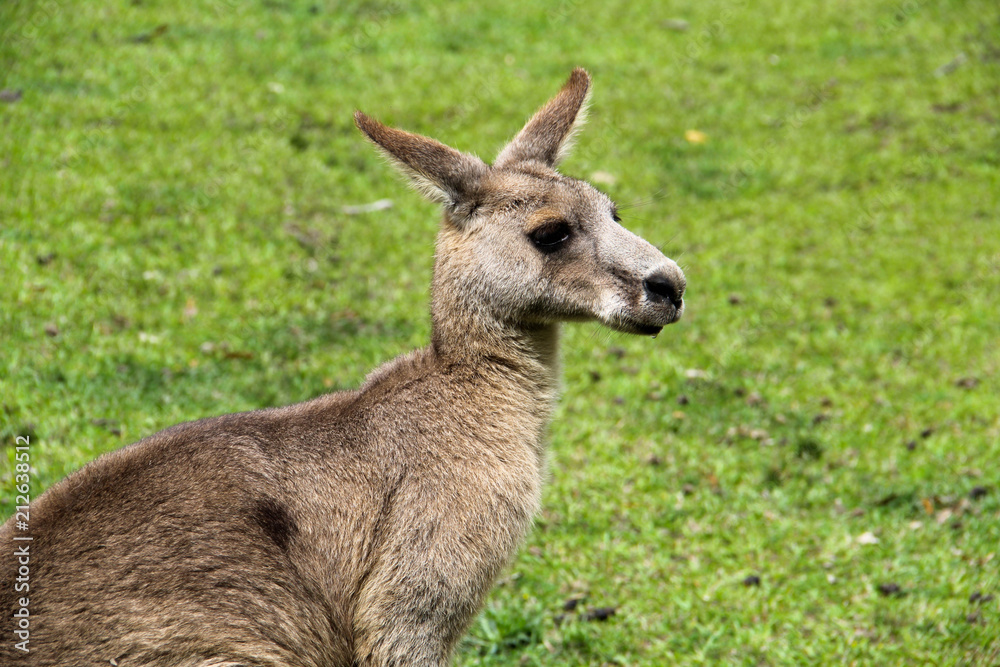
[644,273,684,308]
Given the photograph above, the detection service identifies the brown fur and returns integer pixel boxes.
[0,68,685,666]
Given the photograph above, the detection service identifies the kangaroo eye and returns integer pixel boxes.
[612,211,621,222]
[529,221,572,253]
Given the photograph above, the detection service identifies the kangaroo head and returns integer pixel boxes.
[355,68,685,344]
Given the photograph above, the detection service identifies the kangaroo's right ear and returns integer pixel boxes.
[355,111,488,208]
[494,68,591,169]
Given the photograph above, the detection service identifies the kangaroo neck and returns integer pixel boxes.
[430,295,561,400]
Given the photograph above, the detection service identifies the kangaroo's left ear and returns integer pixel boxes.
[494,68,591,169]
[355,111,488,207]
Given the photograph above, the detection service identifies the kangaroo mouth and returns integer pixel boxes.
[633,323,664,336]
[607,305,682,336]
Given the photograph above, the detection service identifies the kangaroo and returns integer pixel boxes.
[0,68,685,666]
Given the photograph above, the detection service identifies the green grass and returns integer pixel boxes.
[2,0,999,663]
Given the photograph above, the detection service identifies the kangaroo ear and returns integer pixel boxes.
[495,68,591,169]
[355,111,488,207]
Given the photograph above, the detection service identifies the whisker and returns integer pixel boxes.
[656,231,684,255]
[618,188,668,211]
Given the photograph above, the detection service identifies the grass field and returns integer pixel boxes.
[2,0,999,663]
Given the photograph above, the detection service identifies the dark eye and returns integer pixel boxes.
[528,220,572,253]
[612,209,621,222]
